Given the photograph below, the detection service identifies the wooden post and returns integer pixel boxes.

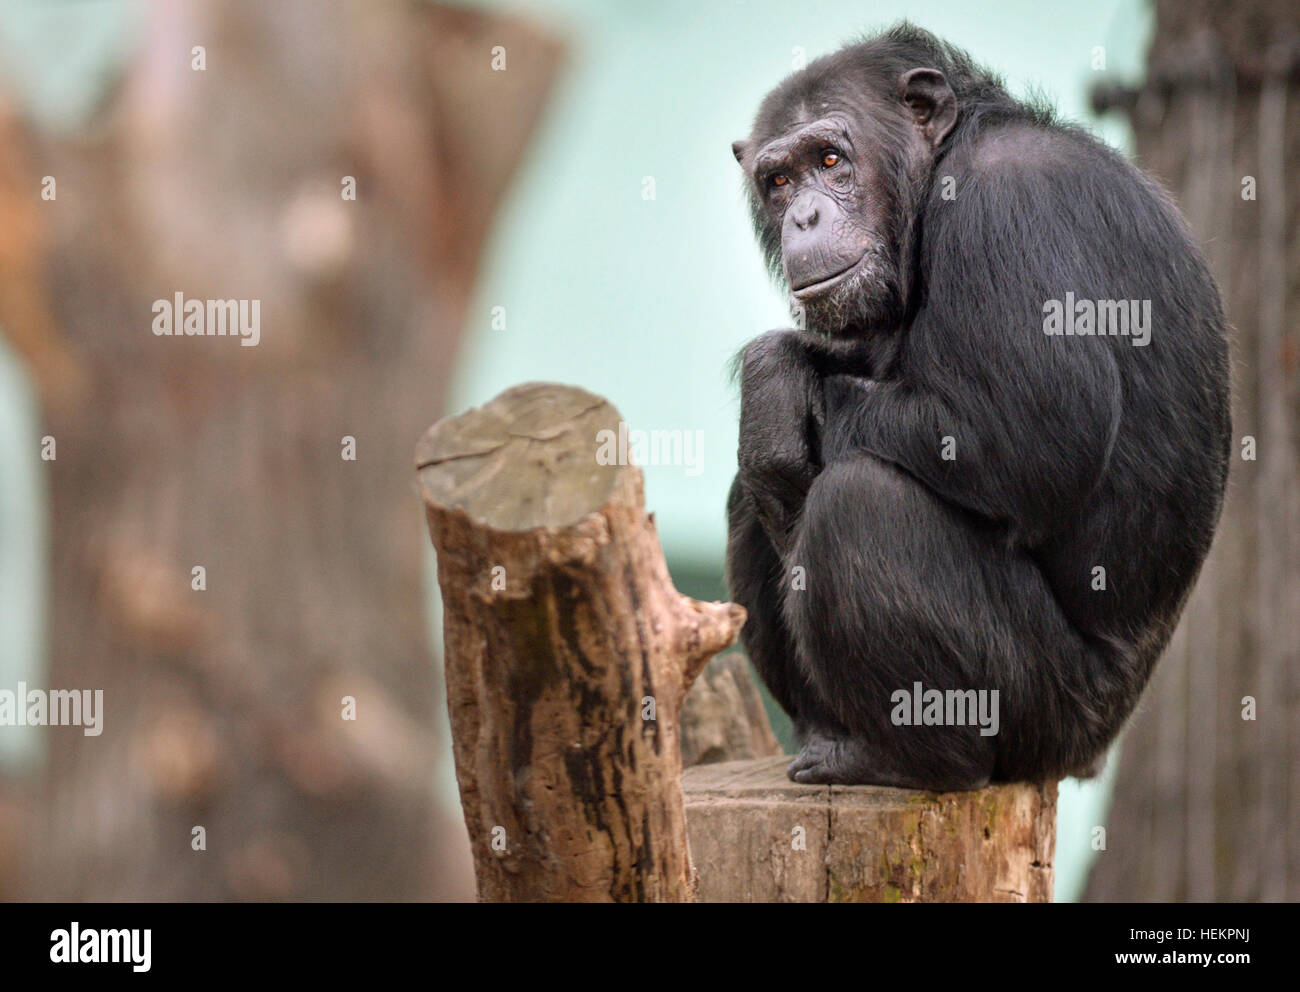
[415,382,745,901]
[684,757,1057,902]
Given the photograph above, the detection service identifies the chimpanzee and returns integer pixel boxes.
[726,24,1231,789]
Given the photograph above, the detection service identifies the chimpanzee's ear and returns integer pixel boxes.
[899,68,956,148]
[731,139,749,165]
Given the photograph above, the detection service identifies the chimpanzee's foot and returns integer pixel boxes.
[786,729,991,791]
[786,730,878,785]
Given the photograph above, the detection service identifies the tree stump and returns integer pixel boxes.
[684,756,1057,902]
[681,652,782,768]
[415,382,745,901]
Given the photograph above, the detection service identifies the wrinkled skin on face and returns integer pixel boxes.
[732,67,956,337]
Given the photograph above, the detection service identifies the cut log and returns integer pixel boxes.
[415,382,745,901]
[684,756,1057,902]
[681,652,782,767]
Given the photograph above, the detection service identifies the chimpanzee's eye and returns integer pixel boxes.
[821,150,841,168]
[770,173,789,188]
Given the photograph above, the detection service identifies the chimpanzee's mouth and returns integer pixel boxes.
[790,252,869,298]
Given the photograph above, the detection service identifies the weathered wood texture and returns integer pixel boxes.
[416,382,745,901]
[685,756,1057,902]
[0,1,561,901]
[1087,0,1300,902]
[681,652,782,768]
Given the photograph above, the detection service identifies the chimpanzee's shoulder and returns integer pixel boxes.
[962,120,1122,178]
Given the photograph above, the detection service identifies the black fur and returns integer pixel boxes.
[726,25,1231,789]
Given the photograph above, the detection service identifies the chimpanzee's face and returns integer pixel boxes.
[733,68,956,337]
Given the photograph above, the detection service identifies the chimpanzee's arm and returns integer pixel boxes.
[735,329,892,552]
[734,330,827,554]
[820,328,1121,543]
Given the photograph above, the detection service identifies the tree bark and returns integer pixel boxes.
[0,0,561,901]
[681,652,782,768]
[416,382,746,901]
[1087,0,1300,902]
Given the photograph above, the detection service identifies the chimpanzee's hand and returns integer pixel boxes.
[736,330,826,554]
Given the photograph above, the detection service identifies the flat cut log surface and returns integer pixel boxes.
[684,756,1056,902]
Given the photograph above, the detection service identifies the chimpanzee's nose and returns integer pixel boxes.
[790,197,819,231]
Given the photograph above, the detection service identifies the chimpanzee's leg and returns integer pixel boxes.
[781,454,1125,790]
[725,474,842,740]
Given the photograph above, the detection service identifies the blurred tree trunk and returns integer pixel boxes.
[1087,0,1299,901]
[0,0,561,900]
